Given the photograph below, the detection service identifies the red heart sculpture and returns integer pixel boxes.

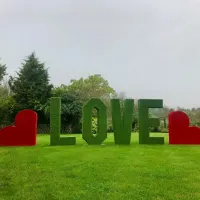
[168,111,200,145]
[0,109,38,146]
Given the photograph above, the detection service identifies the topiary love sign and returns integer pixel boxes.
[49,97,164,146]
[0,97,200,146]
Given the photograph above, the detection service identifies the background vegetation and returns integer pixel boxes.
[0,52,199,133]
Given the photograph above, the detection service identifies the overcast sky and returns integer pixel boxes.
[1,0,200,108]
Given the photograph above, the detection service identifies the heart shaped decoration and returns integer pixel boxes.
[0,109,38,146]
[168,111,200,144]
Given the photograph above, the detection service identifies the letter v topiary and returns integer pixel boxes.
[50,97,76,145]
[111,99,134,145]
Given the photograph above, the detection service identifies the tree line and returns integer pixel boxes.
[0,52,199,133]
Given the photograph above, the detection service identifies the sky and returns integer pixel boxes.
[1,0,200,108]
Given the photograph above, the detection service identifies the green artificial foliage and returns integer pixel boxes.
[111,99,134,145]
[138,99,164,144]
[82,98,107,145]
[50,97,76,145]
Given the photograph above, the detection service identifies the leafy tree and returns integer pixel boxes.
[0,59,7,84]
[0,79,11,99]
[49,75,116,133]
[59,74,116,132]
[0,60,15,126]
[177,107,200,127]
[150,106,172,118]
[0,96,16,127]
[66,74,116,103]
[132,103,139,132]
[44,86,83,133]
[8,52,53,123]
[0,59,9,99]
[9,52,53,113]
[54,91,82,128]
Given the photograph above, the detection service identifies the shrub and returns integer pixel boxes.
[91,117,98,134]
[159,127,168,133]
[0,96,16,127]
[107,118,113,132]
[158,120,168,133]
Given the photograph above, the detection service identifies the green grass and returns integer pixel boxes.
[1,133,200,200]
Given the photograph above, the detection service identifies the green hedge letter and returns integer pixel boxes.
[82,98,107,145]
[138,99,164,144]
[111,99,134,145]
[50,97,76,145]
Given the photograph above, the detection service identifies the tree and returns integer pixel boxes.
[66,74,116,103]
[52,88,82,126]
[8,52,53,122]
[0,60,9,99]
[0,96,16,127]
[66,74,116,128]
[0,62,14,126]
[44,86,83,133]
[0,79,11,99]
[0,59,7,84]
[49,75,116,132]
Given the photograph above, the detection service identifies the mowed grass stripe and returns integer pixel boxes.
[0,133,200,200]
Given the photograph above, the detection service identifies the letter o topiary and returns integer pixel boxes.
[82,98,107,145]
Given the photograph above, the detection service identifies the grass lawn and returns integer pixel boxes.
[1,133,200,200]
